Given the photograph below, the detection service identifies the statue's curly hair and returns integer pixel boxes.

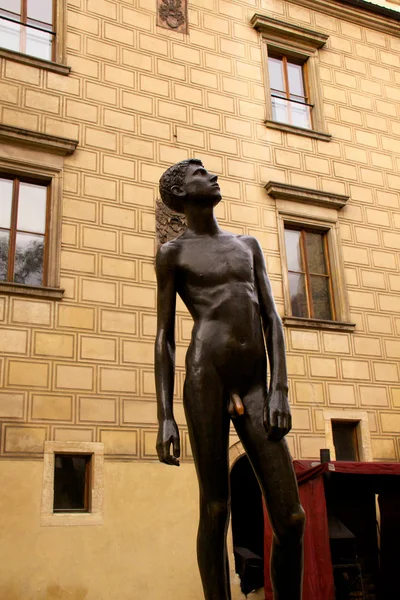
[159,158,203,213]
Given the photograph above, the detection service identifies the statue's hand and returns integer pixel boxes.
[264,388,291,442]
[156,418,181,466]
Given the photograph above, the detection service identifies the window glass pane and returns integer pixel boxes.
[14,232,44,285]
[27,0,52,24]
[17,182,47,233]
[54,454,90,512]
[0,17,20,51]
[291,102,312,129]
[306,231,327,274]
[288,272,308,318]
[0,230,10,281]
[310,275,331,320]
[26,27,52,60]
[268,57,285,92]
[332,422,359,461]
[284,229,303,272]
[287,62,305,97]
[0,178,13,229]
[271,97,290,125]
[0,0,21,16]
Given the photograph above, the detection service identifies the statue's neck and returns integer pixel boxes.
[185,204,221,236]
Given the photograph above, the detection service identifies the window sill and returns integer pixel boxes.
[265,120,331,142]
[0,282,64,300]
[0,48,70,76]
[283,316,356,332]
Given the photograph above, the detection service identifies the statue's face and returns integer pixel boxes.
[181,163,221,207]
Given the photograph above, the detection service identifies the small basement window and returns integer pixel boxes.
[332,421,360,462]
[53,453,91,513]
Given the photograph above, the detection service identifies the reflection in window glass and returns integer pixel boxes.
[268,54,312,129]
[14,232,44,285]
[0,18,20,51]
[0,174,48,285]
[27,0,52,24]
[54,454,91,512]
[0,0,21,15]
[288,272,308,318]
[17,182,47,233]
[284,226,333,320]
[284,229,303,271]
[306,231,326,275]
[0,231,10,281]
[26,27,52,60]
[310,275,331,320]
[0,0,53,60]
[0,178,13,229]
[268,57,285,93]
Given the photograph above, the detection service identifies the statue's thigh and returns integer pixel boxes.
[233,387,301,533]
[183,369,230,498]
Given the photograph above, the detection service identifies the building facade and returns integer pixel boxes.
[0,0,399,598]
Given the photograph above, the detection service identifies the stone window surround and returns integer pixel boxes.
[41,441,104,527]
[323,409,373,462]
[0,0,70,76]
[0,124,78,300]
[251,14,331,142]
[266,181,356,333]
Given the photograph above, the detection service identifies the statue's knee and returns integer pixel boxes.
[275,508,306,545]
[203,499,229,521]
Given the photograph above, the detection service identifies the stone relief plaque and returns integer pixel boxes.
[157,0,188,34]
[155,199,187,249]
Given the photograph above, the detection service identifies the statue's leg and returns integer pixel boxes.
[233,385,305,600]
[184,369,231,600]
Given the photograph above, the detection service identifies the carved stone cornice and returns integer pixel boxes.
[288,0,400,37]
[0,124,78,156]
[251,14,329,49]
[265,181,349,210]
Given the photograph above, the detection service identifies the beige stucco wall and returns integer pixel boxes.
[0,460,203,600]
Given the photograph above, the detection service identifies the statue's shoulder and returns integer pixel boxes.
[156,236,184,266]
[234,233,260,250]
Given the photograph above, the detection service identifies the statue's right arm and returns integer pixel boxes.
[154,243,180,466]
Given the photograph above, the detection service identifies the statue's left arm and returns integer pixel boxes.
[249,237,291,441]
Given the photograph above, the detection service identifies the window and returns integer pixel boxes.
[53,454,92,513]
[41,442,104,526]
[0,174,49,287]
[267,181,355,331]
[0,0,54,61]
[268,53,312,130]
[251,13,330,141]
[284,226,334,321]
[0,124,78,298]
[332,421,360,462]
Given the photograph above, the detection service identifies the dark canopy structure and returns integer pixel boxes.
[263,460,400,600]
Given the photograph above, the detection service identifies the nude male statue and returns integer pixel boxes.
[155,159,305,600]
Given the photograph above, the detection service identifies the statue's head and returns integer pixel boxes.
[159,159,221,214]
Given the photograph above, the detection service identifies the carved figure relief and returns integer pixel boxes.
[157,0,188,34]
[155,199,187,249]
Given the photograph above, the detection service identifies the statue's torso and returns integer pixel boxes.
[171,231,267,385]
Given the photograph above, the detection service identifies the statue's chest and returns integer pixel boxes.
[178,240,253,286]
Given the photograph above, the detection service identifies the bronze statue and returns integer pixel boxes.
[155,159,305,600]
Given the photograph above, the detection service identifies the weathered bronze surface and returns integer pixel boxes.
[155,159,305,600]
